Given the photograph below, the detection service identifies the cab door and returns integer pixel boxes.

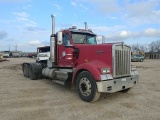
[58,32,74,67]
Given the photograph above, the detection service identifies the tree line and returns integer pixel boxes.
[131,39,160,53]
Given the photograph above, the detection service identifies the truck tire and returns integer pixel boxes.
[76,71,101,102]
[23,63,29,78]
[28,64,37,80]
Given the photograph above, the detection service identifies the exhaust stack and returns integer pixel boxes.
[51,15,55,34]
[50,15,55,63]
[84,22,88,30]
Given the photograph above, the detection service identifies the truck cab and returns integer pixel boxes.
[22,15,139,102]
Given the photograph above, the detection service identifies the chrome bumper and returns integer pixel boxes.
[96,75,139,93]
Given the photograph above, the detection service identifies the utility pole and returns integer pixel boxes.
[15,44,17,51]
[9,45,10,51]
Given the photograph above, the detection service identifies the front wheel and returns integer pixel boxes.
[76,71,101,102]
[140,59,143,62]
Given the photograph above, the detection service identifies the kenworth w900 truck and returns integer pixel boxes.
[22,15,139,102]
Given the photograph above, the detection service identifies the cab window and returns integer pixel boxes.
[63,34,70,45]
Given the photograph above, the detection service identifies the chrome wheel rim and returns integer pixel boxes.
[79,77,91,96]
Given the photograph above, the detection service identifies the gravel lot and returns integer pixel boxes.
[0,58,160,120]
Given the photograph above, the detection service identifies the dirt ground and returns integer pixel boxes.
[0,58,160,120]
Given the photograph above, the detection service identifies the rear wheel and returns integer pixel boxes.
[28,65,37,80]
[23,63,29,78]
[76,71,101,102]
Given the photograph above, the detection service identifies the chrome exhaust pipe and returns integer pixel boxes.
[50,15,55,62]
[84,22,88,30]
[51,15,55,34]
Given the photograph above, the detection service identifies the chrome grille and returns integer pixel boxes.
[113,44,131,78]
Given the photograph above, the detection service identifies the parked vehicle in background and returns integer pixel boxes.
[3,53,10,58]
[2,51,10,58]
[131,54,144,62]
[36,52,50,63]
[27,53,37,58]
[0,54,3,61]
[0,54,7,61]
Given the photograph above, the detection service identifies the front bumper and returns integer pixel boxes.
[36,57,49,61]
[96,75,139,93]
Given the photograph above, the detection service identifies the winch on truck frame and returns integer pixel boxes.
[22,15,139,102]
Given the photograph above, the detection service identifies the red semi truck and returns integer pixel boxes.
[22,15,139,102]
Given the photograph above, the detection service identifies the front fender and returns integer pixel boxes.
[72,61,109,84]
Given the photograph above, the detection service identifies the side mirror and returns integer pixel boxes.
[96,35,105,44]
[57,31,63,45]
[102,36,105,44]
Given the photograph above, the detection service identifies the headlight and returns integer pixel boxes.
[101,68,110,74]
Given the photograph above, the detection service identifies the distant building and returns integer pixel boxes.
[0,51,22,57]
[12,51,22,57]
[145,52,160,59]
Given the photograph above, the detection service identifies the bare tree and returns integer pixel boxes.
[156,40,160,52]
[130,40,160,53]
[148,40,160,52]
[131,43,148,54]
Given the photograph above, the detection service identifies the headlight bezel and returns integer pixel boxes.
[101,68,110,74]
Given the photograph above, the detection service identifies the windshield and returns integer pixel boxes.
[72,33,97,44]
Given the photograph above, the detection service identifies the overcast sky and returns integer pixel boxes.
[0,0,160,52]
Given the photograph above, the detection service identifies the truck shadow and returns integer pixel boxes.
[27,77,134,102]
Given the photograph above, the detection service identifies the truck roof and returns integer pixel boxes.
[63,28,96,36]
